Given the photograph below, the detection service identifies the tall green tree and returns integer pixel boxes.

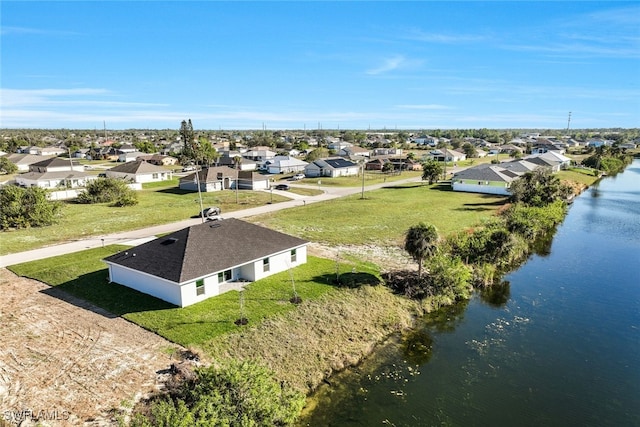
[0,157,18,174]
[178,119,197,165]
[421,160,443,184]
[404,223,440,279]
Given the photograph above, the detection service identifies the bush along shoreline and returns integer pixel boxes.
[128,168,599,427]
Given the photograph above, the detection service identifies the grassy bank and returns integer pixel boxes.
[200,284,418,393]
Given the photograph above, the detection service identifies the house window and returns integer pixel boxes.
[218,270,232,282]
[196,279,205,296]
[152,173,158,179]
[291,249,297,263]
[263,258,270,272]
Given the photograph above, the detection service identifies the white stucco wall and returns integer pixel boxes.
[106,244,308,308]
[452,182,510,196]
[107,263,183,306]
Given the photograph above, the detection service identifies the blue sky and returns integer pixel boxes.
[1,1,639,130]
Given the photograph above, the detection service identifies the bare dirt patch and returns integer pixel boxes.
[0,268,180,426]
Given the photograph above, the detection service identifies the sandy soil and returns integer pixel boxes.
[0,268,180,426]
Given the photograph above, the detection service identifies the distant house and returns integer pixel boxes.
[523,151,571,172]
[3,154,53,172]
[265,156,308,174]
[365,158,386,171]
[242,148,277,168]
[117,150,146,163]
[236,170,270,190]
[339,145,370,158]
[305,157,359,178]
[137,154,179,166]
[103,219,309,307]
[218,154,258,171]
[426,149,466,162]
[413,135,438,146]
[39,146,67,156]
[179,166,235,192]
[105,160,173,183]
[14,157,96,189]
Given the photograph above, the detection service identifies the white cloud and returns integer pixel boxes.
[395,104,453,110]
[366,55,423,75]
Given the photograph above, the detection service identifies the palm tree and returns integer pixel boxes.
[404,223,439,279]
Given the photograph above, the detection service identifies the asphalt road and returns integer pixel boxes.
[0,174,433,268]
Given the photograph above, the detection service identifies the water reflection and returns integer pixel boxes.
[479,280,511,307]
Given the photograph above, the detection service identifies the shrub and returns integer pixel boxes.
[133,361,305,427]
[502,200,566,240]
[424,254,473,301]
[77,177,138,206]
[0,185,61,229]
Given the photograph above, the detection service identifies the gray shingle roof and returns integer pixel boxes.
[452,164,515,183]
[108,160,167,174]
[103,219,308,283]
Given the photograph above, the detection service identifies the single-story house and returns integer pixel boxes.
[179,166,236,192]
[451,164,517,196]
[14,157,96,189]
[426,149,466,163]
[264,156,308,174]
[242,148,277,164]
[3,154,54,172]
[218,154,258,171]
[236,170,270,190]
[103,219,309,307]
[339,145,370,158]
[137,154,179,166]
[117,150,146,162]
[39,146,67,156]
[304,157,359,178]
[522,151,570,172]
[105,160,173,183]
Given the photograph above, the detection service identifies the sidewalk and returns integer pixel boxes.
[0,174,428,268]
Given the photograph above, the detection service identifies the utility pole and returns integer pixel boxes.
[567,112,572,133]
[195,167,205,223]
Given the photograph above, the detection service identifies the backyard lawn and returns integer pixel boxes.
[8,248,377,347]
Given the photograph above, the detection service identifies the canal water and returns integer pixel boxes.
[300,160,640,427]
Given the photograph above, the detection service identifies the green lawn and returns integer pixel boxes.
[250,182,508,246]
[0,182,289,255]
[557,168,599,186]
[8,249,376,347]
[295,170,423,187]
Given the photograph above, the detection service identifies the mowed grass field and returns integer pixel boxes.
[0,179,288,255]
[251,182,508,246]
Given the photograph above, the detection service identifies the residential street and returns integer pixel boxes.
[0,173,434,268]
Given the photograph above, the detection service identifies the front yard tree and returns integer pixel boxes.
[404,223,440,279]
[0,157,18,175]
[0,186,61,230]
[421,160,443,184]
